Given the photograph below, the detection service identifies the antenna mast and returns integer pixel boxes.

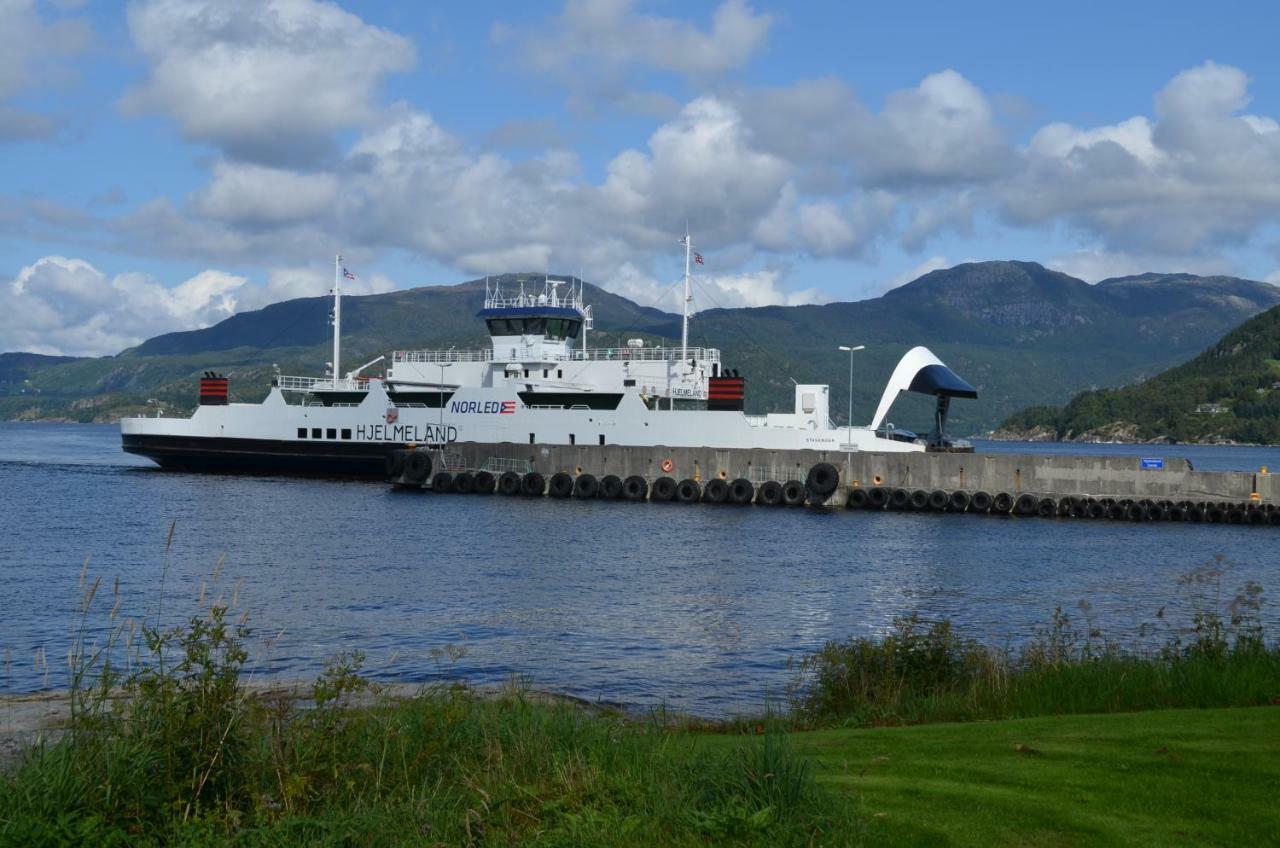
[681,223,692,363]
[332,254,342,386]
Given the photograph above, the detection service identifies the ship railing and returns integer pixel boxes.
[275,375,373,392]
[573,346,721,363]
[392,349,494,364]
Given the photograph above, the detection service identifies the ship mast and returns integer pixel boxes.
[332,254,342,387]
[681,223,692,363]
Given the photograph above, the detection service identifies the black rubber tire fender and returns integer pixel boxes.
[521,472,546,497]
[1246,507,1265,525]
[600,474,624,499]
[1148,502,1168,521]
[1056,498,1074,517]
[704,478,729,503]
[404,450,432,483]
[622,475,648,501]
[431,471,453,493]
[386,449,408,479]
[473,470,496,494]
[992,492,1014,514]
[1185,504,1205,522]
[1087,500,1107,519]
[889,488,911,510]
[1166,505,1184,521]
[1268,510,1280,526]
[1206,504,1225,523]
[573,473,599,498]
[1126,502,1148,521]
[729,478,754,504]
[782,480,806,506]
[909,489,930,510]
[453,471,475,494]
[805,462,840,500]
[1036,497,1057,518]
[867,487,889,508]
[756,480,781,505]
[948,490,970,512]
[498,470,521,495]
[927,490,949,511]
[970,491,993,513]
[676,479,702,503]
[1227,505,1247,524]
[651,476,677,501]
[548,472,574,498]
[847,488,870,509]
[1014,494,1038,516]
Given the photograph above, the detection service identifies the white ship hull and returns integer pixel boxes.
[122,380,923,476]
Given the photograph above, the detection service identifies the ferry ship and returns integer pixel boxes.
[120,240,977,476]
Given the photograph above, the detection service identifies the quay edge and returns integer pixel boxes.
[393,442,1277,506]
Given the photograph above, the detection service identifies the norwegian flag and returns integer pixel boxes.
[694,252,704,265]
[500,400,516,414]
[343,267,356,280]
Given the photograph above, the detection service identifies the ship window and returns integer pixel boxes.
[341,428,352,440]
[297,427,307,439]
[311,428,321,439]
[525,317,546,334]
[623,379,636,387]
[529,432,535,444]
[569,434,576,445]
[543,369,548,378]
[326,428,337,439]
[524,369,530,378]
[557,369,563,378]
[599,434,605,446]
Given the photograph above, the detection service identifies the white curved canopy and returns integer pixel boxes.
[868,346,975,430]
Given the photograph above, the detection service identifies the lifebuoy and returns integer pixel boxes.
[661,458,674,473]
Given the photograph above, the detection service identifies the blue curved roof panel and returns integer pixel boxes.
[908,363,978,398]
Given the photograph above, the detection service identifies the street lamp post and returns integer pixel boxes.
[837,344,866,446]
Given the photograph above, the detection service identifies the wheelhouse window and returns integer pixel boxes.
[485,316,582,339]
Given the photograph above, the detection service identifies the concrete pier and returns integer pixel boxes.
[396,441,1275,505]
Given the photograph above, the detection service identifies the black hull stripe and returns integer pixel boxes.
[122,434,405,478]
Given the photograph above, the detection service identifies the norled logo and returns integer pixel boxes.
[450,400,516,414]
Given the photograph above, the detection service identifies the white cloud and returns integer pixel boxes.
[1002,61,1280,254]
[0,255,396,356]
[121,0,415,163]
[2,256,242,355]
[0,0,91,140]
[605,262,827,312]
[193,161,340,226]
[519,0,772,79]
[1047,248,1235,284]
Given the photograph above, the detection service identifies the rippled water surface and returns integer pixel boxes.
[1,423,1277,714]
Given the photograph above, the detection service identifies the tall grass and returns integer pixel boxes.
[792,557,1280,726]
[1,562,849,847]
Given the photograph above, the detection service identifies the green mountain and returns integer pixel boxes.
[998,303,1280,444]
[3,263,1278,434]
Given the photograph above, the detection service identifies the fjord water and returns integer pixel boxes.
[1,422,1276,715]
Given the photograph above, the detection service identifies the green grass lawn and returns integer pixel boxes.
[793,706,1280,847]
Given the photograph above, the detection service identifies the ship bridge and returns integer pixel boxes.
[385,276,720,404]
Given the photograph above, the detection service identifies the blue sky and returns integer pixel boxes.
[3,0,1280,355]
